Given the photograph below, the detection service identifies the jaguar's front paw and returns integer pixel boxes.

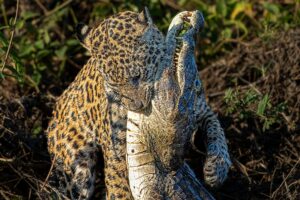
[204,147,231,187]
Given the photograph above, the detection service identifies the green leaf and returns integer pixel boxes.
[16,19,25,29]
[32,125,42,136]
[44,30,50,44]
[32,70,42,85]
[231,2,253,20]
[224,88,234,103]
[244,90,258,105]
[37,63,47,71]
[55,46,68,59]
[216,0,227,17]
[178,0,187,6]
[8,18,14,26]
[221,28,232,39]
[262,2,280,15]
[50,40,61,47]
[0,72,5,79]
[15,62,25,76]
[257,94,269,116]
[224,20,248,38]
[9,49,22,64]
[58,59,66,76]
[0,32,9,46]
[19,45,35,57]
[263,117,275,131]
[37,49,51,59]
[66,39,79,46]
[34,40,44,49]
[21,11,39,20]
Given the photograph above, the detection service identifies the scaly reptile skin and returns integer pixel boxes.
[126,11,231,200]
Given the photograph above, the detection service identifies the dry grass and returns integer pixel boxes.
[197,28,300,200]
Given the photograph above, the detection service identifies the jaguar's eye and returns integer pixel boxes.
[131,74,141,85]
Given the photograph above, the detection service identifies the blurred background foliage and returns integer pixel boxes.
[1,0,299,135]
[0,0,299,92]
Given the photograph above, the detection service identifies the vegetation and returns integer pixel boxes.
[0,0,299,199]
[1,0,299,88]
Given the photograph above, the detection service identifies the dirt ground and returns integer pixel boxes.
[0,28,299,200]
[198,28,300,200]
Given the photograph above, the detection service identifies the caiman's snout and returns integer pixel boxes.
[127,10,218,200]
[153,11,204,119]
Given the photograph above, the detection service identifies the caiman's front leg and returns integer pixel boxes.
[177,11,232,188]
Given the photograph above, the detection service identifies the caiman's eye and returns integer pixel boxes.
[131,74,141,86]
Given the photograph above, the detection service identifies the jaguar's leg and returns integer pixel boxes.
[68,143,98,200]
[46,158,70,199]
[194,98,231,187]
[177,10,232,187]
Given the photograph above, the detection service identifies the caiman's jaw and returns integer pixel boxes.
[173,37,183,70]
[166,11,193,68]
[127,11,218,200]
[167,10,204,72]
[152,11,204,119]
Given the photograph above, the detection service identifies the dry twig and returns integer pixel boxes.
[271,158,300,198]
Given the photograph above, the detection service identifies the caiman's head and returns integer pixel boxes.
[140,11,205,170]
[152,10,204,122]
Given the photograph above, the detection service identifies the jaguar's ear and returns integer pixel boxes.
[138,7,153,25]
[76,23,92,49]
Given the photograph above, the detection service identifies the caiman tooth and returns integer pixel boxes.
[172,37,183,69]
